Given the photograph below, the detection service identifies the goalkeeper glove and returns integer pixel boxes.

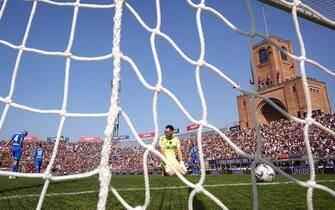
[180,161,187,172]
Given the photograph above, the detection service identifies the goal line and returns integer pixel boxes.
[1,179,334,201]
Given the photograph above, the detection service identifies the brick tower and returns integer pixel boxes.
[237,35,332,129]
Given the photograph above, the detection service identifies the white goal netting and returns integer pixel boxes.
[0,0,334,210]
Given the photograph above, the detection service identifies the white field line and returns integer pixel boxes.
[0,179,334,200]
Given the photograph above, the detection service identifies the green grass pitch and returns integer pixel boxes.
[0,174,334,209]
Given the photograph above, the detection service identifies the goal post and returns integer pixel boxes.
[258,0,335,30]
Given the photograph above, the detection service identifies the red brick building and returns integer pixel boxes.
[237,36,332,129]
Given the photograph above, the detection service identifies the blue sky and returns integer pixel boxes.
[0,0,334,141]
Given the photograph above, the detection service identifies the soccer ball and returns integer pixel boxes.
[255,164,275,182]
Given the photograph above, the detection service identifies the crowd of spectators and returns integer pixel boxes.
[0,113,334,175]
[183,114,334,161]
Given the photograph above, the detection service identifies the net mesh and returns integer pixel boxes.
[0,0,334,210]
[302,0,335,22]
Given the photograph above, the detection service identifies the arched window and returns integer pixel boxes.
[280,46,288,61]
[259,49,268,64]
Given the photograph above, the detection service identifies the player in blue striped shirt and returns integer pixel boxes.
[2,131,28,179]
[34,143,45,173]
[190,143,199,175]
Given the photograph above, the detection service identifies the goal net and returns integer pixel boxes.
[0,0,334,210]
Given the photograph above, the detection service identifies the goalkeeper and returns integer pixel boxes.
[159,125,187,176]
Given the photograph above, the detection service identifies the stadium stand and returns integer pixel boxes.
[0,113,334,175]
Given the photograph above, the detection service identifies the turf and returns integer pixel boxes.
[0,174,334,210]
